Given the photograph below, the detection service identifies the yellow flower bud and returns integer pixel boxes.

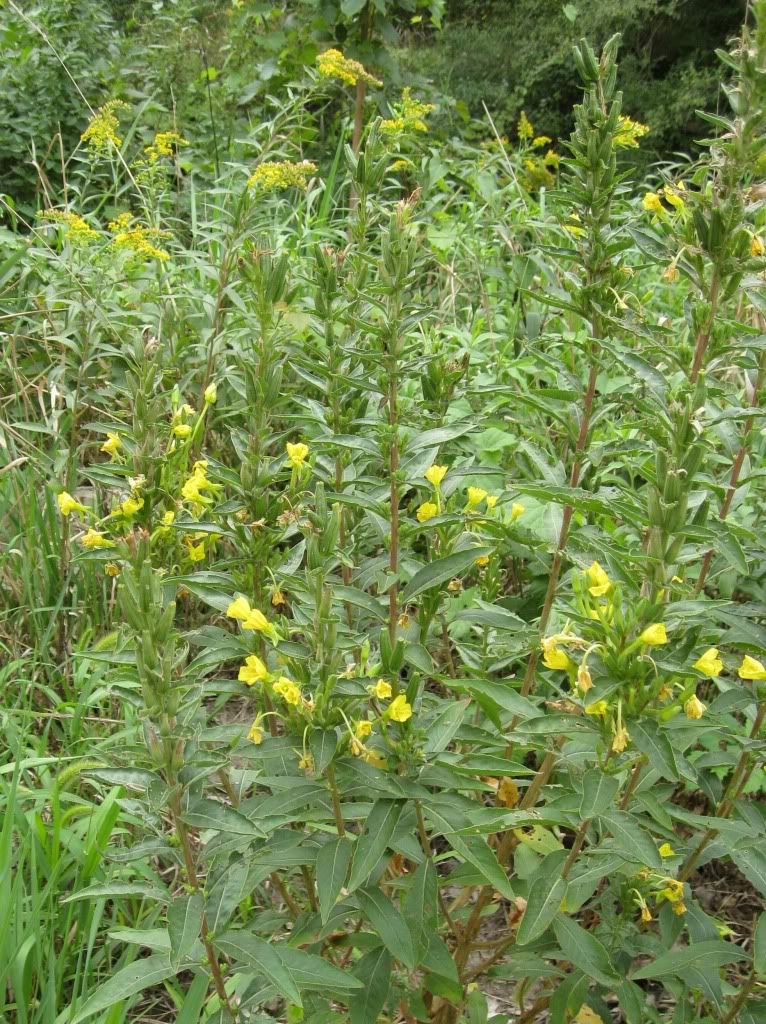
[659,843,675,858]
[577,663,593,694]
[584,700,608,717]
[466,486,488,508]
[693,647,722,677]
[640,623,668,646]
[388,694,412,722]
[204,382,218,404]
[355,719,372,740]
[227,596,252,621]
[100,432,122,458]
[738,654,766,680]
[248,718,264,744]
[684,694,706,720]
[586,561,611,597]
[416,501,438,523]
[57,491,88,517]
[611,724,630,753]
[81,529,113,549]
[425,464,448,488]
[543,646,572,671]
[510,502,525,520]
[286,442,309,468]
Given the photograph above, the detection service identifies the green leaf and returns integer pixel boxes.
[630,721,678,782]
[424,699,469,753]
[408,423,475,451]
[404,858,438,961]
[316,837,353,923]
[631,939,749,980]
[579,770,620,819]
[215,930,302,1005]
[349,947,392,1024]
[341,0,368,15]
[357,886,416,968]
[446,678,538,719]
[426,803,513,898]
[62,882,169,905]
[70,954,177,1023]
[732,847,766,898]
[184,797,264,837]
[516,873,567,946]
[754,912,766,975]
[309,729,338,773]
[552,914,620,986]
[277,945,364,991]
[168,892,203,969]
[347,800,404,892]
[600,810,662,869]
[402,548,490,603]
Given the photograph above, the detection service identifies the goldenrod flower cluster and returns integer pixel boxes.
[43,210,99,245]
[316,48,382,88]
[381,88,434,137]
[614,115,650,149]
[81,100,128,153]
[247,160,318,193]
[144,131,187,164]
[517,111,534,142]
[108,212,169,261]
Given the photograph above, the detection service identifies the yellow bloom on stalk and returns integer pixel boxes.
[640,623,668,646]
[239,655,269,686]
[586,561,611,597]
[752,235,765,258]
[659,843,676,858]
[227,596,253,621]
[243,607,276,635]
[511,502,524,520]
[247,160,318,193]
[425,464,448,488]
[612,724,630,753]
[739,654,766,680]
[248,717,265,745]
[162,510,176,527]
[517,111,534,141]
[372,678,392,700]
[659,878,684,904]
[81,99,128,152]
[543,646,572,671]
[43,209,100,245]
[57,491,88,517]
[577,663,593,694]
[475,554,490,568]
[108,212,169,261]
[640,903,653,923]
[380,88,434,136]
[316,48,382,88]
[181,461,217,506]
[120,494,144,517]
[663,264,680,283]
[105,562,120,577]
[286,442,309,468]
[355,719,372,740]
[532,135,552,148]
[273,677,301,706]
[185,538,205,562]
[204,382,218,405]
[684,694,706,720]
[693,648,723,677]
[584,700,608,717]
[664,183,686,212]
[172,423,192,439]
[416,501,438,523]
[388,694,412,723]
[544,149,561,168]
[486,495,499,511]
[100,432,122,458]
[144,130,187,164]
[81,528,113,549]
[466,487,488,509]
[614,115,649,149]
[642,192,664,214]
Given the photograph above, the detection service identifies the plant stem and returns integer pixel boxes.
[388,355,400,648]
[326,764,345,836]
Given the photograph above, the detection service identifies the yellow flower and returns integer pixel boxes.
[663,184,686,213]
[316,48,382,88]
[659,843,676,858]
[517,111,534,141]
[273,677,301,706]
[120,495,144,517]
[271,589,286,607]
[672,901,687,916]
[242,608,273,633]
[693,648,723,677]
[204,382,217,405]
[416,502,438,523]
[543,646,572,671]
[186,539,205,562]
[81,529,113,550]
[486,495,499,511]
[162,510,176,527]
[172,423,192,439]
[380,88,434,136]
[105,562,121,577]
[544,149,561,168]
[100,432,122,458]
[466,487,488,509]
[388,694,412,723]
[640,623,668,646]
[640,904,653,923]
[532,135,552,148]
[247,160,318,193]
[611,724,630,753]
[577,663,593,694]
[663,264,679,283]
[475,554,490,568]
[57,491,88,517]
[227,596,252,621]
[248,718,264,745]
[372,679,392,700]
[614,115,649,148]
[584,700,608,717]
[751,235,765,258]
[286,442,309,468]
[355,719,372,740]
[659,879,684,904]
[239,655,269,686]
[108,212,169,261]
[143,130,187,164]
[497,777,519,808]
[738,655,766,680]
[642,192,664,214]
[42,209,100,245]
[181,461,217,506]
[425,464,448,488]
[684,694,706,720]
[511,502,524,520]
[81,99,128,152]
[364,750,387,768]
[586,561,611,597]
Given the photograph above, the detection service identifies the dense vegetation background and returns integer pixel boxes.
[0,0,746,213]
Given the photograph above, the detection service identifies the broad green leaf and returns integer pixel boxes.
[631,939,749,980]
[349,947,391,1024]
[630,721,678,782]
[600,811,662,869]
[424,699,469,753]
[168,892,203,969]
[404,858,438,961]
[552,915,620,986]
[732,846,766,897]
[62,882,169,905]
[70,954,177,1023]
[215,930,301,1004]
[347,800,404,892]
[184,797,264,837]
[357,886,416,968]
[316,837,353,923]
[408,423,475,451]
[309,729,338,773]
[401,548,490,603]
[755,913,766,976]
[276,945,364,991]
[517,874,567,945]
[579,770,620,819]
